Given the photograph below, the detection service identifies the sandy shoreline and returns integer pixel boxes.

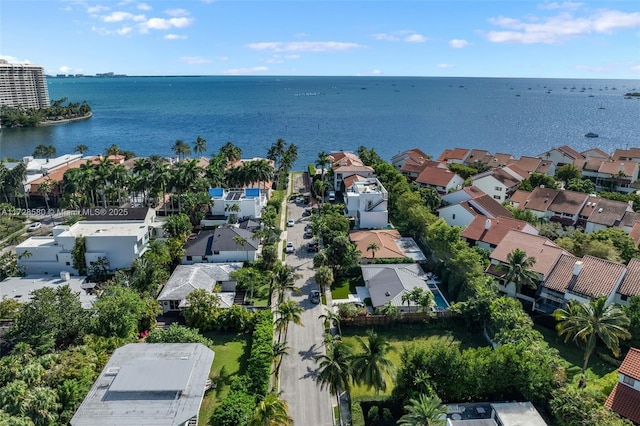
[39,112,92,126]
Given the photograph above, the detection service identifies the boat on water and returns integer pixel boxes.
[585,132,599,138]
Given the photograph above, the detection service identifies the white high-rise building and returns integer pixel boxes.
[0,60,50,109]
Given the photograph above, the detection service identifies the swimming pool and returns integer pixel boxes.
[433,292,449,310]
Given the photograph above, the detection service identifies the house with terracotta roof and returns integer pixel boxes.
[471,167,525,203]
[437,148,471,165]
[546,189,590,226]
[391,148,431,171]
[613,147,640,163]
[580,197,633,233]
[605,348,640,425]
[595,160,639,194]
[438,193,512,228]
[508,156,556,176]
[460,216,538,252]
[535,254,632,313]
[508,189,531,209]
[415,166,464,195]
[399,160,444,179]
[517,187,560,219]
[462,149,491,167]
[441,186,485,205]
[487,153,515,168]
[614,257,640,306]
[581,147,610,160]
[349,229,406,263]
[618,211,640,233]
[486,230,567,303]
[343,178,389,229]
[537,145,585,167]
[329,151,375,192]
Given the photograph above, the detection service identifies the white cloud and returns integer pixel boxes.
[486,8,640,44]
[370,69,383,75]
[180,56,212,64]
[632,64,640,72]
[373,31,428,43]
[294,32,310,38]
[224,66,269,75]
[139,17,193,32]
[102,11,145,23]
[538,2,583,11]
[449,39,469,48]
[0,55,30,64]
[404,33,427,43]
[137,3,152,11]
[165,8,189,17]
[116,26,132,36]
[165,34,187,40]
[437,63,454,69]
[216,56,229,61]
[87,5,110,14]
[59,65,82,74]
[246,41,362,52]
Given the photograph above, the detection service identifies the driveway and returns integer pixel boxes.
[279,196,334,426]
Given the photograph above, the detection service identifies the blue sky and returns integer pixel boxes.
[2,0,639,78]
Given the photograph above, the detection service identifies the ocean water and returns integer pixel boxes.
[1,76,638,167]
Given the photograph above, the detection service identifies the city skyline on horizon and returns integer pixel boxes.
[1,1,639,80]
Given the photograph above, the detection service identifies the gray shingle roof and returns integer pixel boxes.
[157,263,243,302]
[361,263,429,308]
[184,225,259,256]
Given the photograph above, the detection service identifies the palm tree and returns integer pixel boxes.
[319,308,341,336]
[275,300,304,343]
[315,341,353,425]
[350,329,396,395]
[499,248,538,294]
[367,242,380,259]
[33,144,57,162]
[402,292,413,312]
[219,141,242,163]
[314,265,334,293]
[398,394,446,426]
[248,392,293,426]
[272,341,289,382]
[267,138,286,169]
[316,151,330,181]
[272,264,301,304]
[246,159,274,191]
[193,135,207,156]
[313,179,330,202]
[554,297,630,376]
[73,144,88,155]
[37,181,52,210]
[172,139,191,161]
[105,144,121,157]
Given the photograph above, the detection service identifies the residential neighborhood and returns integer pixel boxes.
[1,141,640,426]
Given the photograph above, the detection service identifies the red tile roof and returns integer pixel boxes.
[446,148,470,161]
[628,223,640,247]
[490,230,566,277]
[520,187,560,213]
[465,149,490,164]
[415,166,461,188]
[598,160,637,177]
[583,157,606,172]
[543,253,580,293]
[28,158,87,194]
[466,195,513,219]
[581,147,610,159]
[343,174,369,189]
[618,258,640,297]
[460,216,536,247]
[606,382,640,424]
[568,255,627,298]
[350,229,405,260]
[620,348,640,381]
[508,156,542,174]
[613,147,640,161]
[558,145,585,160]
[509,190,532,206]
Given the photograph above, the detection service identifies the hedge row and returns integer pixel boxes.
[246,310,274,396]
[267,190,285,214]
[212,310,274,426]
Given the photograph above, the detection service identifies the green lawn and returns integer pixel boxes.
[534,324,617,380]
[341,323,489,399]
[198,331,250,426]
[331,275,364,300]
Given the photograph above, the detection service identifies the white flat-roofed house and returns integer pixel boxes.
[343,178,389,229]
[207,187,266,225]
[0,275,95,309]
[70,343,215,426]
[16,221,150,275]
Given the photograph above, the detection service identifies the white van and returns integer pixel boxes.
[328,191,336,202]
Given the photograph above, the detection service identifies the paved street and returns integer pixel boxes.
[279,195,334,426]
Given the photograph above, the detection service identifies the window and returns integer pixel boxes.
[623,375,635,386]
[452,214,456,220]
[186,256,192,261]
[620,294,628,301]
[493,195,501,200]
[66,262,70,266]
[494,186,503,191]
[169,300,180,310]
[214,250,220,255]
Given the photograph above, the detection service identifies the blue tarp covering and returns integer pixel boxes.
[208,188,224,197]
[245,188,260,198]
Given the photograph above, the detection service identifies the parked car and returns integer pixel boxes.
[285,242,295,253]
[310,290,321,304]
[304,223,313,232]
[27,222,42,232]
[304,231,314,239]
[302,208,312,217]
[287,219,295,227]
[307,241,319,252]
[328,191,336,202]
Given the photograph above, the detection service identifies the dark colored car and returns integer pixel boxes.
[310,290,321,304]
[304,231,314,239]
[307,241,319,252]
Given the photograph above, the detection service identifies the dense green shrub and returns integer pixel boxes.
[267,190,285,213]
[246,310,273,396]
[211,376,256,426]
[145,324,214,346]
